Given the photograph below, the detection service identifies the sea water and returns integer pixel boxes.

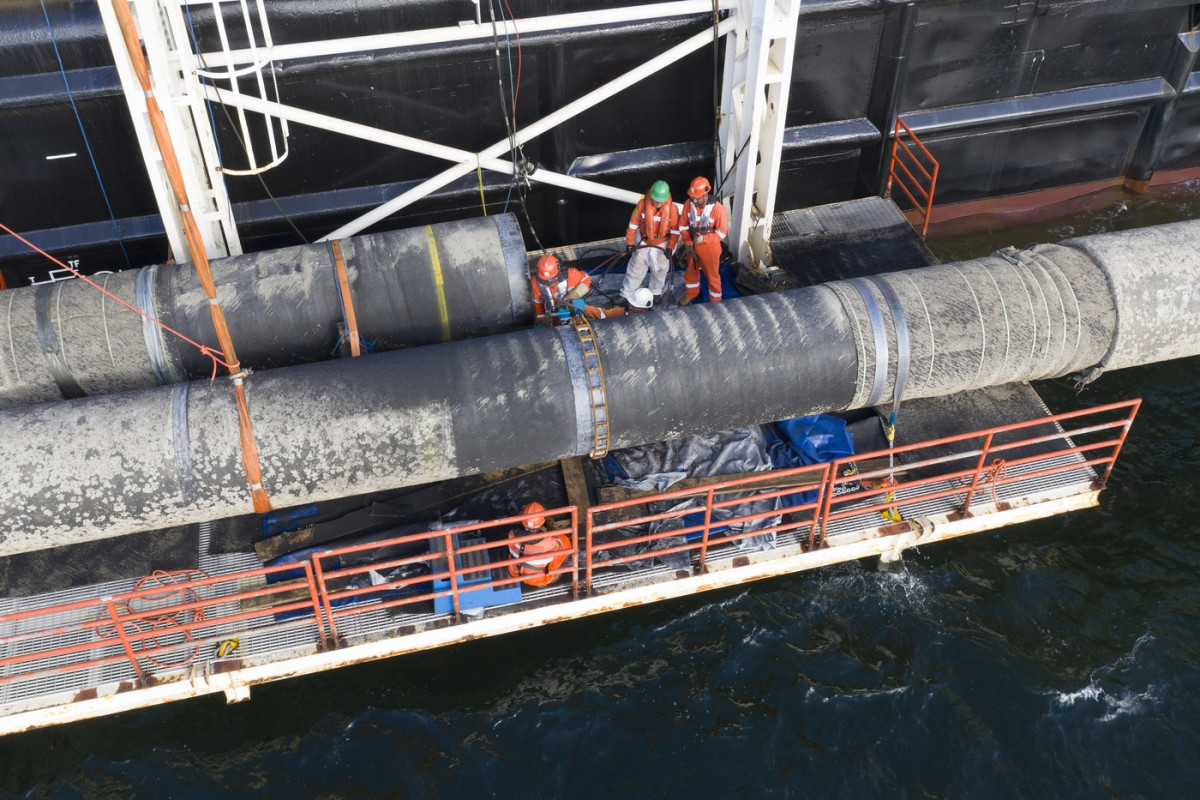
[3,184,1200,798]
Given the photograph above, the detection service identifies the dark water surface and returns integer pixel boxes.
[4,187,1200,799]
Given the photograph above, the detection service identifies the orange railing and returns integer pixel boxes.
[885,117,939,237]
[313,507,578,642]
[0,562,324,694]
[0,400,1139,701]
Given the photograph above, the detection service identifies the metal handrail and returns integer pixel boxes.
[885,117,940,237]
[0,400,1139,702]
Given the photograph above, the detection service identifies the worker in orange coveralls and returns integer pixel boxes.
[531,254,628,325]
[677,176,728,305]
[507,502,571,588]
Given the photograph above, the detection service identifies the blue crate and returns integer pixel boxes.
[431,534,522,614]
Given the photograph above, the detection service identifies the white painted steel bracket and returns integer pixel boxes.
[98,0,246,263]
[718,0,802,268]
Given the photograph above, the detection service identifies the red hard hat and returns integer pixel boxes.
[688,176,711,199]
[536,254,560,282]
[522,501,546,530]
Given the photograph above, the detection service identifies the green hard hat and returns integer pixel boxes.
[649,181,670,203]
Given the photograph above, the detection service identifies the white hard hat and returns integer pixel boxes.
[630,287,654,309]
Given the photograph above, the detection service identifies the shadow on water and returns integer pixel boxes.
[5,191,1200,798]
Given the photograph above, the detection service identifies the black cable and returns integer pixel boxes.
[207,88,310,245]
[711,0,724,185]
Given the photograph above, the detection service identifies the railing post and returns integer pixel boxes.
[814,460,842,550]
[959,431,995,516]
[301,562,331,645]
[885,118,901,198]
[807,462,832,550]
[1097,402,1140,488]
[442,530,461,619]
[585,510,595,596]
[922,161,939,237]
[311,555,341,645]
[569,508,580,598]
[104,599,146,681]
[697,486,716,573]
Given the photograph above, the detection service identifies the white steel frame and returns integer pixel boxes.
[104,0,797,262]
[718,0,801,269]
[98,0,244,262]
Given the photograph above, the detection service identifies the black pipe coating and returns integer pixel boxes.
[0,214,531,407]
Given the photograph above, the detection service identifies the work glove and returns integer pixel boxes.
[626,244,634,253]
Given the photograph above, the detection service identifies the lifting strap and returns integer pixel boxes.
[328,239,361,357]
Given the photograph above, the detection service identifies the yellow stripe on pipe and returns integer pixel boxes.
[425,225,452,342]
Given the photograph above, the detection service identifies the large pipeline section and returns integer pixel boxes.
[1,220,1199,556]
[0,214,531,407]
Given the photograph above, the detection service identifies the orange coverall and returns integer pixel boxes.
[678,198,729,302]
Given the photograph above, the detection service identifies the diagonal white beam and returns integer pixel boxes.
[200,1,735,69]
[318,16,736,240]
[202,85,644,211]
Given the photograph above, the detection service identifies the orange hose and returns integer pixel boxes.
[109,0,272,512]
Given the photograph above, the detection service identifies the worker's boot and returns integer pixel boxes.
[613,294,629,308]
[678,294,693,306]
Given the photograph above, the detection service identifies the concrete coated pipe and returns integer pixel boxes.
[0,214,531,408]
[1,219,1199,556]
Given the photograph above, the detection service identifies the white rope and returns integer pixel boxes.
[6,289,19,383]
[980,261,1011,385]
[1005,256,1039,378]
[54,280,68,372]
[899,271,936,393]
[952,264,987,388]
[1023,256,1055,377]
[829,282,870,405]
[1028,249,1077,373]
[100,273,117,370]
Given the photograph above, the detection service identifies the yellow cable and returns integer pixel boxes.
[476,158,488,216]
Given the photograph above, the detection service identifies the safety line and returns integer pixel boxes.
[328,240,361,357]
[424,225,452,342]
[0,222,231,375]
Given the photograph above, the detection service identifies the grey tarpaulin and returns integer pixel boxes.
[597,427,781,570]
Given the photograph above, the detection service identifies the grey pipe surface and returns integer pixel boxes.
[0,214,531,408]
[1,219,1198,556]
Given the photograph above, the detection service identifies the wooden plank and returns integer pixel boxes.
[559,457,593,517]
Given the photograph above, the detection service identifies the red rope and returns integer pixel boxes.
[0,221,232,376]
[97,569,211,669]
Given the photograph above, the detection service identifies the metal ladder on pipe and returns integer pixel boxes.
[570,316,610,458]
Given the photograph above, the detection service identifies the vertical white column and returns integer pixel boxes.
[719,0,801,269]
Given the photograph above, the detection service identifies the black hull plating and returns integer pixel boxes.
[2,0,1199,284]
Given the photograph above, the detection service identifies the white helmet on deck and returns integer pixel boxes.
[630,287,654,309]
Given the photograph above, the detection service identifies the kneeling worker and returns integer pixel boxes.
[508,502,571,588]
[532,253,629,324]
